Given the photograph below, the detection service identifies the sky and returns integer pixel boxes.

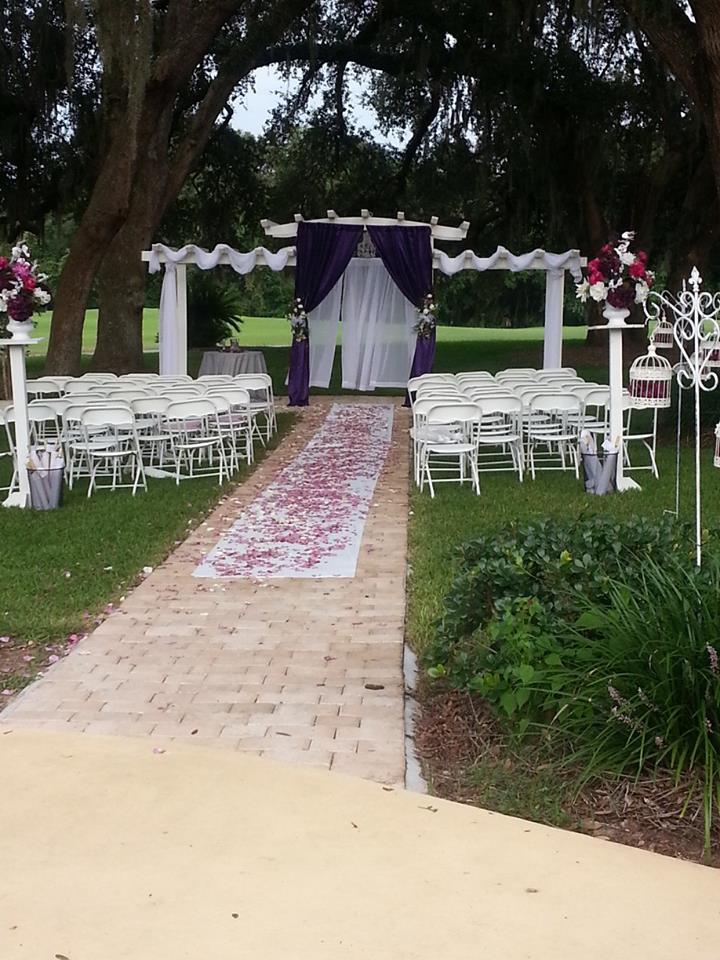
[231,65,403,145]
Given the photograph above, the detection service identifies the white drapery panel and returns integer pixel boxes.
[308,277,343,388]
[147,243,294,274]
[158,264,179,375]
[435,246,583,281]
[341,259,416,391]
[149,243,294,377]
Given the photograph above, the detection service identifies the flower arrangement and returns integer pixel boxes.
[0,243,52,327]
[219,338,243,353]
[415,292,436,339]
[575,231,653,311]
[288,297,308,342]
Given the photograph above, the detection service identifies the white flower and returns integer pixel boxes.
[589,281,607,302]
[575,280,590,302]
[619,250,635,266]
[634,280,650,303]
[621,230,636,242]
[0,300,6,312]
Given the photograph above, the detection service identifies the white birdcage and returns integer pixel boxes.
[650,311,674,349]
[715,423,720,468]
[628,344,673,408]
[701,340,720,368]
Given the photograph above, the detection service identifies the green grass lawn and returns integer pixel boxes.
[0,413,294,647]
[29,309,589,357]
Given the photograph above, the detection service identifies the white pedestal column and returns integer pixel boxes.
[600,309,643,492]
[1,337,42,508]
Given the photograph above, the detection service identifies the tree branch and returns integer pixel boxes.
[616,0,704,107]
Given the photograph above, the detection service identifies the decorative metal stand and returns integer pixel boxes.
[643,268,720,566]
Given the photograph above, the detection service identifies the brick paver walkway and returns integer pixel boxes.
[0,398,410,785]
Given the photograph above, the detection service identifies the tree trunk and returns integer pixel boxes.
[92,221,154,372]
[43,157,135,374]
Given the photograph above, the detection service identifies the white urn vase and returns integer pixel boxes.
[6,319,35,343]
[602,304,630,328]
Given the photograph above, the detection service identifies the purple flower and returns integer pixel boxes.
[707,644,719,676]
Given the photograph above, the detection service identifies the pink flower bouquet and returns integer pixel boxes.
[0,243,52,327]
[576,231,653,311]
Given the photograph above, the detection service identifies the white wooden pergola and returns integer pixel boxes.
[141,210,585,375]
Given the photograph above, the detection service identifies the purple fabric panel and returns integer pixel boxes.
[289,221,363,406]
[367,225,433,305]
[295,221,363,312]
[403,328,437,406]
[288,338,310,407]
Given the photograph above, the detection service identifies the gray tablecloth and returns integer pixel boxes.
[198,350,267,377]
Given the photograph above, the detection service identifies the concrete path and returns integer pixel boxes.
[1,729,718,960]
[0,399,409,785]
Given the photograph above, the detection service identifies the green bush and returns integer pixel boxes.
[187,273,243,348]
[427,517,691,687]
[426,517,720,846]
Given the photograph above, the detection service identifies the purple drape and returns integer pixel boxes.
[287,339,310,407]
[367,225,432,305]
[288,222,363,406]
[369,225,435,403]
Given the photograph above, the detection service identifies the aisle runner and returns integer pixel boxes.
[194,404,394,579]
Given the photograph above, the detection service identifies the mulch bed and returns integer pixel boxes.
[415,684,719,867]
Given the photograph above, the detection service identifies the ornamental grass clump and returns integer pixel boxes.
[557,559,720,849]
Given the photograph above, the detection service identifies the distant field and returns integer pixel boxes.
[30,310,588,356]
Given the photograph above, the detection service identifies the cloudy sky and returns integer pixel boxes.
[232,66,403,145]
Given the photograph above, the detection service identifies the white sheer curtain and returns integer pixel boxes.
[341,259,416,390]
[308,277,342,388]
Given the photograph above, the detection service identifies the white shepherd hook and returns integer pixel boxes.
[644,267,720,566]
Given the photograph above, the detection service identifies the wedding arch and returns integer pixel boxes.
[142,210,585,405]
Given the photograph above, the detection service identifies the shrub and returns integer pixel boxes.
[426,517,720,846]
[187,273,243,348]
[427,516,692,687]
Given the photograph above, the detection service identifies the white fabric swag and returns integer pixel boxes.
[434,246,583,281]
[148,244,293,376]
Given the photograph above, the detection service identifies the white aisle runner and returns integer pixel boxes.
[193,404,394,579]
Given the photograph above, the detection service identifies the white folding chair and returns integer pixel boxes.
[63,400,131,487]
[474,396,525,481]
[76,406,146,497]
[205,387,254,466]
[0,407,18,496]
[410,397,464,485]
[623,397,659,478]
[419,403,481,497]
[131,397,173,467]
[526,394,582,479]
[27,402,62,443]
[232,374,276,442]
[26,378,64,398]
[64,381,110,396]
[164,399,229,485]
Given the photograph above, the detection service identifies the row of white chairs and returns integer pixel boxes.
[1,387,263,498]
[408,371,660,495]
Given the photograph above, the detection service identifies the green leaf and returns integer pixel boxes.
[500,690,517,715]
[515,663,535,684]
[575,611,605,629]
